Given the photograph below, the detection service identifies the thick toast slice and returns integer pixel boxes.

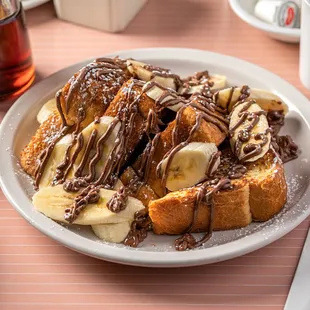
[149,183,251,235]
[149,150,286,235]
[20,112,63,177]
[58,59,130,127]
[20,58,130,178]
[136,95,228,197]
[104,79,162,166]
[245,150,287,221]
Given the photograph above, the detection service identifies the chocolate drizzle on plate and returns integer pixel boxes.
[267,110,285,136]
[272,135,298,163]
[267,111,298,163]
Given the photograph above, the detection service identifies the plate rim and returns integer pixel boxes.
[0,47,309,267]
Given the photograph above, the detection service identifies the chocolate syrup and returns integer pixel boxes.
[156,92,229,193]
[175,178,231,251]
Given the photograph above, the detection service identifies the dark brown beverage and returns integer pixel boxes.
[0,0,35,98]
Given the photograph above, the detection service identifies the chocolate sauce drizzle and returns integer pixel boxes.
[35,77,190,247]
[156,92,229,195]
[34,126,69,190]
[272,135,298,163]
[34,60,299,251]
[180,70,215,97]
[34,58,128,189]
[175,178,232,251]
[267,110,285,136]
[229,99,270,162]
[143,64,183,89]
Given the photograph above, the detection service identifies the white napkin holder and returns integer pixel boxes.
[53,0,148,33]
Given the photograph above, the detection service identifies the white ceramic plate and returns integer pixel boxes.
[22,0,50,10]
[0,48,309,267]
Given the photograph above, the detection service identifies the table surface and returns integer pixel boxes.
[1,1,309,309]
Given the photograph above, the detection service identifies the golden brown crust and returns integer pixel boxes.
[176,105,226,146]
[149,150,287,235]
[149,183,251,235]
[120,167,158,207]
[105,80,158,164]
[144,104,227,198]
[20,112,63,177]
[247,152,287,221]
[59,61,130,127]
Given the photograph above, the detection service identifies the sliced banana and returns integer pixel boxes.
[211,74,227,90]
[215,87,289,114]
[178,74,227,96]
[90,178,127,242]
[92,221,131,243]
[72,116,121,179]
[229,101,271,162]
[39,134,74,188]
[127,59,178,90]
[37,98,58,124]
[33,185,144,225]
[160,142,220,191]
[143,81,185,112]
[39,116,120,188]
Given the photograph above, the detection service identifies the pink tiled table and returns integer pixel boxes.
[0,1,309,309]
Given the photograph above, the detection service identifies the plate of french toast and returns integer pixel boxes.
[0,48,309,267]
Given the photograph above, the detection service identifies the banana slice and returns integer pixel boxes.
[127,59,179,90]
[178,74,227,96]
[89,178,126,242]
[229,101,271,162]
[215,87,289,114]
[211,74,227,90]
[39,116,120,188]
[33,185,144,225]
[92,221,131,243]
[37,98,58,124]
[143,81,185,112]
[39,134,73,188]
[160,142,220,191]
[72,116,121,179]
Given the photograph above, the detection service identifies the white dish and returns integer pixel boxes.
[22,0,50,10]
[228,0,301,43]
[0,48,309,267]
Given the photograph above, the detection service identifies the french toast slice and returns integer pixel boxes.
[149,149,286,235]
[245,150,287,221]
[139,95,228,198]
[21,58,130,178]
[149,183,251,235]
[58,58,130,127]
[104,79,161,166]
[20,112,63,177]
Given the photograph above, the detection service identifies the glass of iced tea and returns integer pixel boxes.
[0,0,35,99]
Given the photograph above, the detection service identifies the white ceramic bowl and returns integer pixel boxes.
[228,0,300,43]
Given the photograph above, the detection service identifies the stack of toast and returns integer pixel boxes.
[20,57,298,250]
